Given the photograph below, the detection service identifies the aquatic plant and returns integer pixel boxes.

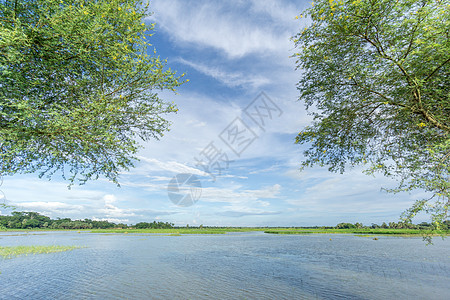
[0,245,80,259]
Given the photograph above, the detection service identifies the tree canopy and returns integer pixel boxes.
[0,211,174,229]
[0,0,184,185]
[293,0,449,227]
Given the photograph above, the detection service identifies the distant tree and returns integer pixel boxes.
[22,218,40,228]
[336,222,356,229]
[418,222,431,229]
[443,220,449,230]
[91,220,115,229]
[0,0,185,185]
[135,222,150,229]
[116,223,128,229]
[293,0,449,228]
[134,221,172,229]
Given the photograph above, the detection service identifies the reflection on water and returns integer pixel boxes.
[0,232,449,299]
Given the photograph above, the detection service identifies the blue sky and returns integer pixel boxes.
[0,0,428,226]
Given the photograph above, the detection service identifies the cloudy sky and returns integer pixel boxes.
[1,0,427,226]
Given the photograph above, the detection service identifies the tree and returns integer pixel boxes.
[293,0,449,229]
[0,0,185,185]
[336,222,356,229]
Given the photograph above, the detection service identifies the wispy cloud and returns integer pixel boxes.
[249,0,304,26]
[217,210,281,217]
[17,201,84,214]
[200,183,281,204]
[137,156,209,177]
[149,0,293,58]
[285,168,418,215]
[176,58,270,89]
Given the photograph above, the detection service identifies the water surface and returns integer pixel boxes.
[0,231,449,299]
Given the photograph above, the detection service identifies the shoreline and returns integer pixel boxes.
[1,227,448,236]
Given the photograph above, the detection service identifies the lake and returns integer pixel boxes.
[0,231,449,299]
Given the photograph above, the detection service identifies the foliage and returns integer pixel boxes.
[293,0,449,228]
[264,227,450,236]
[134,221,174,229]
[0,0,185,185]
[0,211,175,229]
[0,211,105,229]
[336,222,356,229]
[90,228,228,234]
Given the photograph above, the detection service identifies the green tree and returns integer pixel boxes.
[0,0,185,185]
[336,222,356,229]
[293,0,449,229]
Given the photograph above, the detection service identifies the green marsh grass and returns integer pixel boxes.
[3,227,448,236]
[263,228,450,236]
[88,228,261,234]
[0,245,81,259]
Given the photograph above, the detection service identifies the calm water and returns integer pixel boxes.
[0,231,449,299]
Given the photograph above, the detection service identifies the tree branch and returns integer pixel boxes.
[424,57,450,82]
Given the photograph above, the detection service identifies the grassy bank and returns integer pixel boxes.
[0,228,92,232]
[263,228,450,236]
[89,227,263,234]
[0,245,81,259]
[2,227,449,236]
[90,227,450,236]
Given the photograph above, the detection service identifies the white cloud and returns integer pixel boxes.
[217,208,281,217]
[249,0,303,26]
[216,174,248,179]
[146,176,175,182]
[149,0,293,58]
[176,58,270,89]
[98,202,137,219]
[137,156,209,177]
[185,119,207,128]
[285,168,418,215]
[200,183,281,204]
[17,201,84,212]
[103,194,117,206]
[92,217,130,224]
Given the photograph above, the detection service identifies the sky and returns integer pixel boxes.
[0,0,428,226]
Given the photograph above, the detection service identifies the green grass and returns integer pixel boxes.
[3,227,448,236]
[263,228,450,236]
[0,245,81,259]
[89,227,264,234]
[91,227,449,236]
[0,228,91,232]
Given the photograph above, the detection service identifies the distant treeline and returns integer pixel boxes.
[0,211,174,230]
[1,211,448,231]
[331,221,449,230]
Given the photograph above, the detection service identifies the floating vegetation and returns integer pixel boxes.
[0,245,81,259]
